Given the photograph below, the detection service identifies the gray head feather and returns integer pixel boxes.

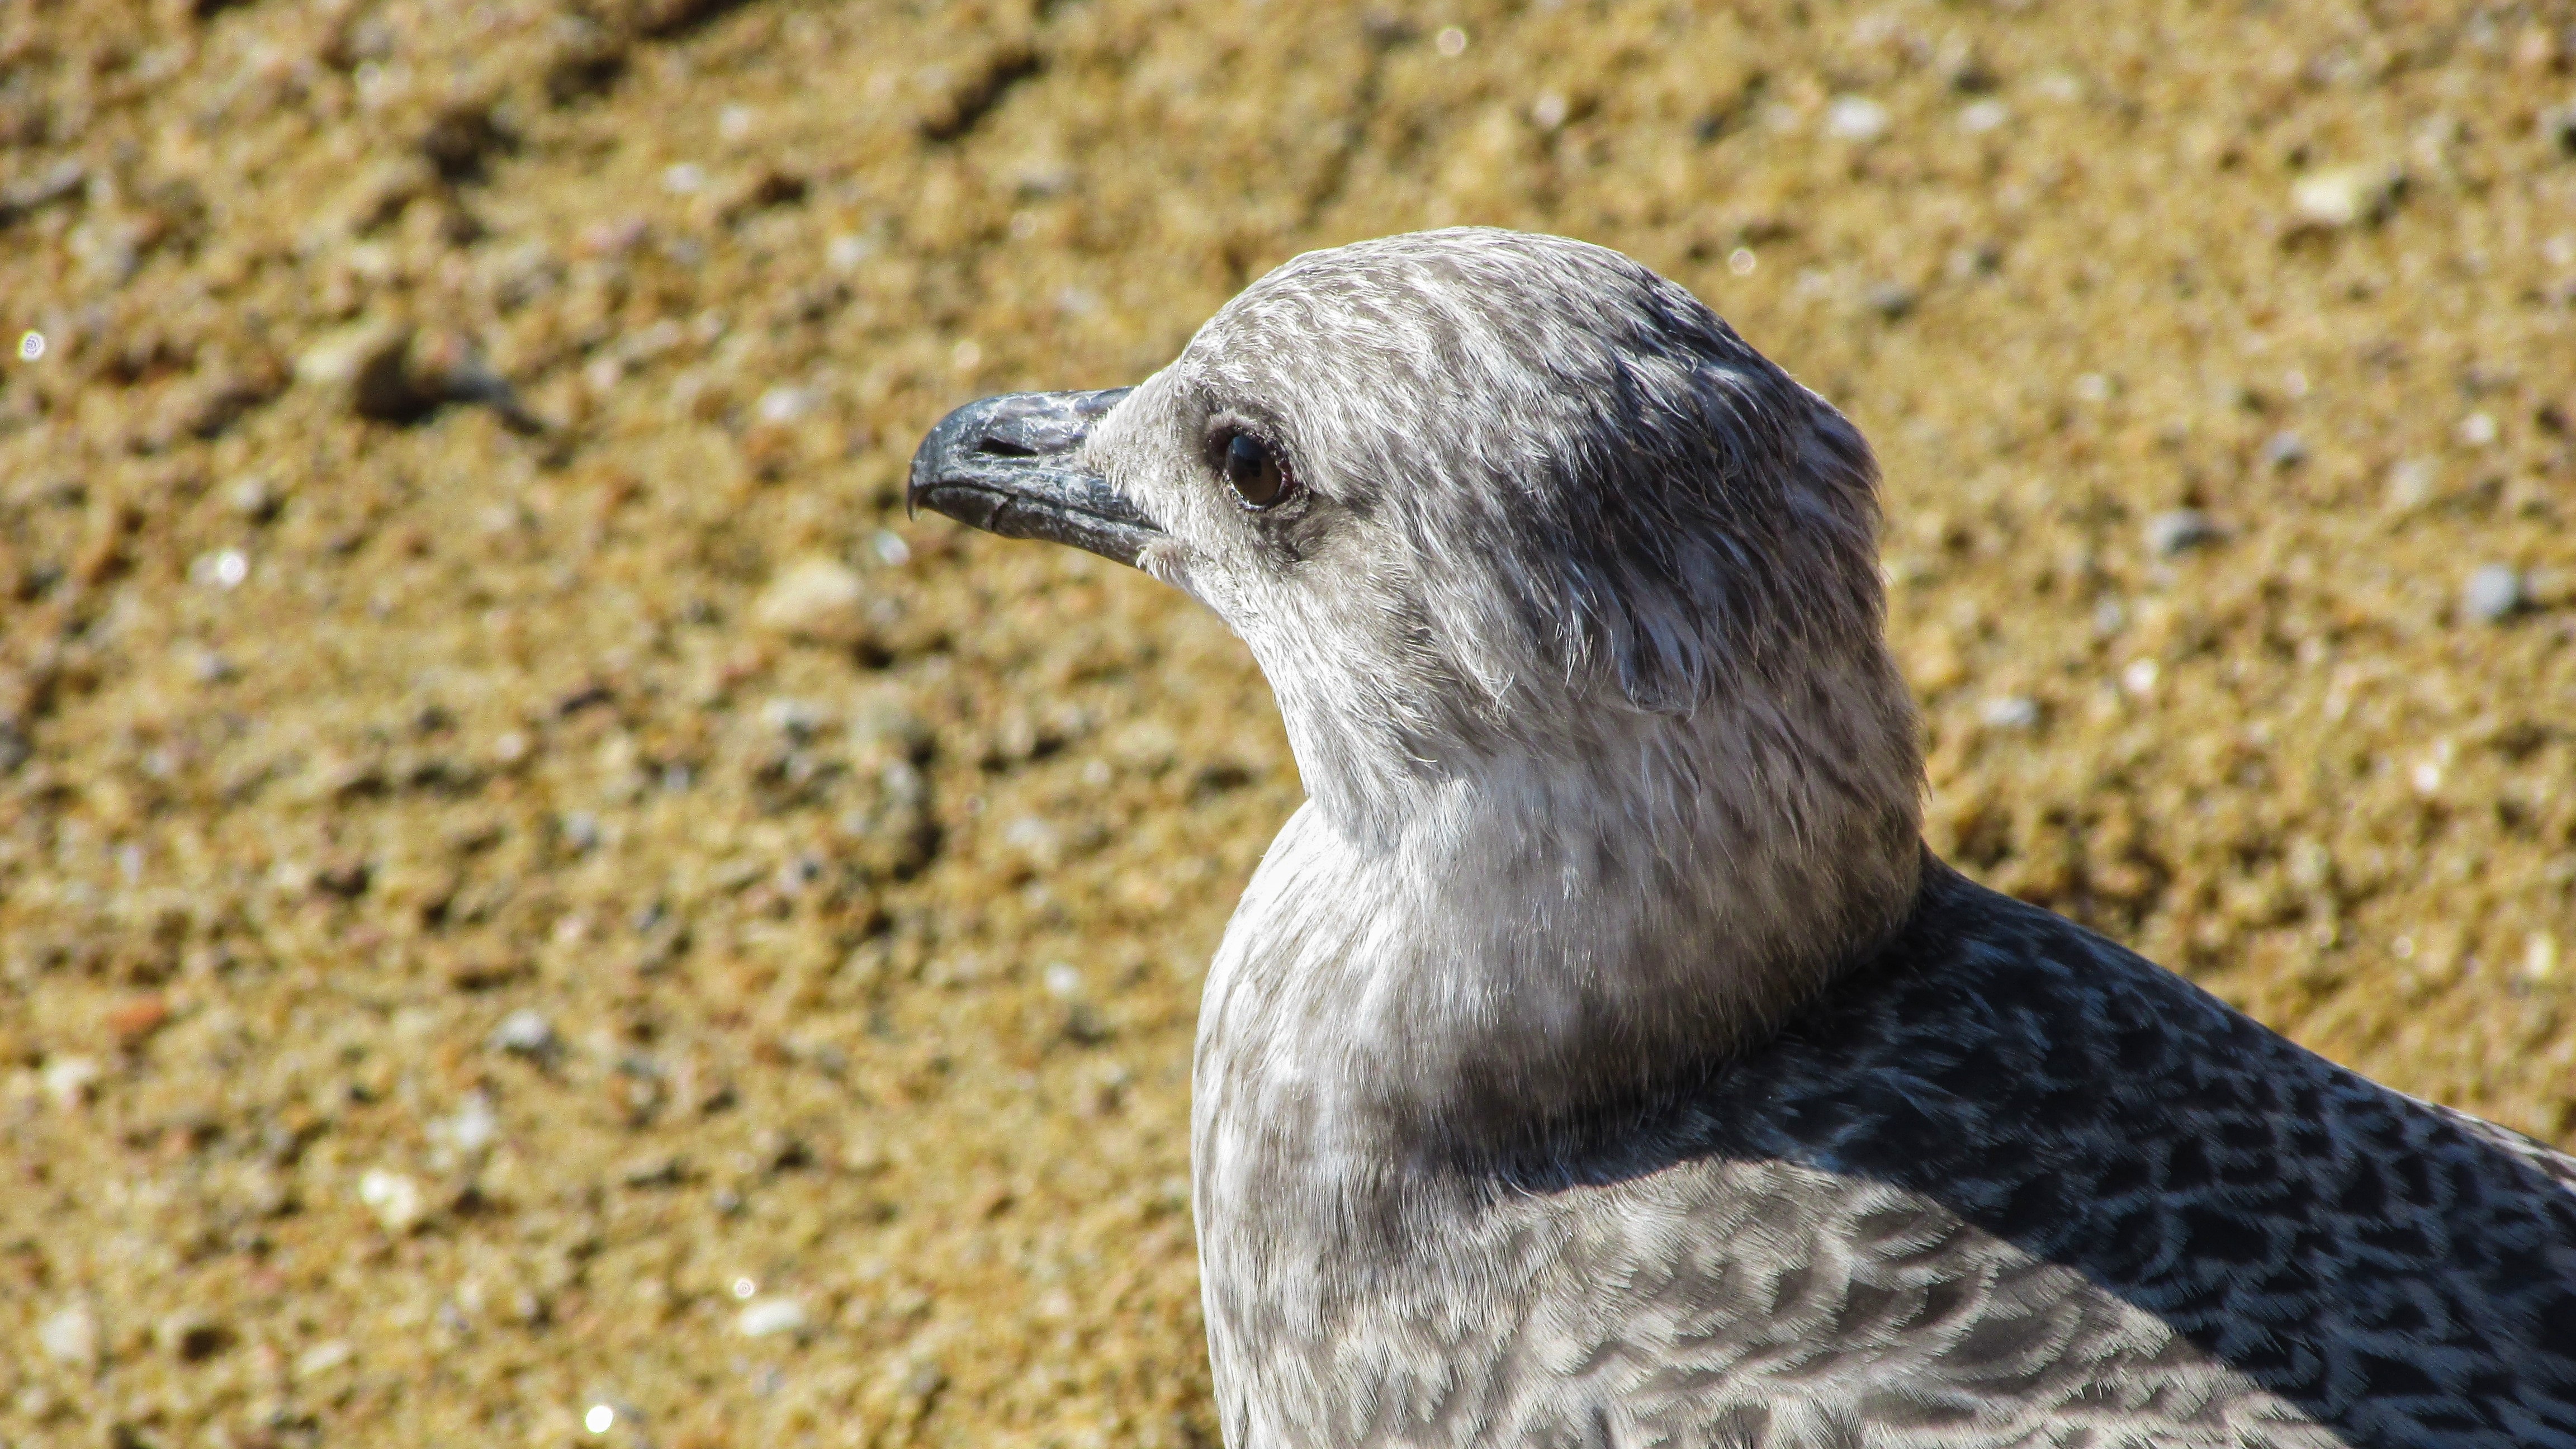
[1094,229,1917,866]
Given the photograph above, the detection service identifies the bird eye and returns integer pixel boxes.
[1219,431,1290,509]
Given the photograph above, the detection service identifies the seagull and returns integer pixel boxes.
[910,229,2576,1448]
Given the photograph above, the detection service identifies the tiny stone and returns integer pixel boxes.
[2463,564,2524,623]
[2386,458,2437,509]
[229,477,280,519]
[358,1167,427,1232]
[184,644,236,684]
[2548,105,2576,156]
[1958,98,2010,132]
[1044,962,1085,1000]
[1863,282,1917,320]
[37,1304,97,1367]
[159,1309,232,1362]
[442,1093,500,1154]
[296,317,429,422]
[760,697,828,739]
[2144,510,2220,557]
[489,1008,557,1055]
[106,993,172,1045]
[1825,95,1888,141]
[737,1297,809,1337]
[2262,432,2306,468]
[752,557,869,646]
[293,1340,354,1379]
[2290,163,2400,229]
[756,384,820,424]
[1978,696,2040,730]
[41,1055,101,1110]
[1004,815,1062,868]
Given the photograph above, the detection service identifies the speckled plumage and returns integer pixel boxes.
[909,228,2576,1449]
[1200,856,2576,1448]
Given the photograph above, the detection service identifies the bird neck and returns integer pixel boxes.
[1202,659,1925,1171]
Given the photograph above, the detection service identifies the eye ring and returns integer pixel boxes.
[1211,428,1294,510]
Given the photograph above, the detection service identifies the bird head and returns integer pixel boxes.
[912,229,1916,848]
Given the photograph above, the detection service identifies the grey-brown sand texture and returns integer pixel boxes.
[1,1,2572,1445]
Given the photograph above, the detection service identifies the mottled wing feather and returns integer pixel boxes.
[1223,873,2576,1448]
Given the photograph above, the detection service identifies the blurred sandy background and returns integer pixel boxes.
[0,0,2571,1444]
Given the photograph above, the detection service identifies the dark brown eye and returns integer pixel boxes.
[1220,431,1289,509]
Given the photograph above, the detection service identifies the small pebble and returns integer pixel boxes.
[41,1055,101,1110]
[489,1008,557,1055]
[106,992,171,1045]
[1958,98,2010,133]
[752,557,870,646]
[756,385,820,425]
[1004,815,1062,868]
[826,234,872,270]
[2463,564,2524,623]
[37,1304,97,1367]
[294,1340,354,1378]
[159,1309,231,1362]
[2262,432,2306,468]
[183,644,236,684]
[2385,458,2437,509]
[358,1167,427,1232]
[229,477,280,519]
[295,317,422,422]
[1825,95,1888,141]
[1863,282,1917,320]
[2290,163,2400,229]
[2144,510,2220,557]
[441,1092,500,1154]
[736,1296,809,1338]
[1978,696,2040,730]
[759,697,828,739]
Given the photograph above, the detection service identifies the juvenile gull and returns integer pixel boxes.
[910,229,2576,1448]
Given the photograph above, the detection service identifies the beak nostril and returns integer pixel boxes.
[979,436,1040,458]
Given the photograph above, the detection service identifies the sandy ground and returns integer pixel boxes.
[0,0,2571,1444]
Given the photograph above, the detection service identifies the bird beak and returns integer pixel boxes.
[906,387,1158,567]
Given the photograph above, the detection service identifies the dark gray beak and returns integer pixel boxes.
[907,388,1158,567]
